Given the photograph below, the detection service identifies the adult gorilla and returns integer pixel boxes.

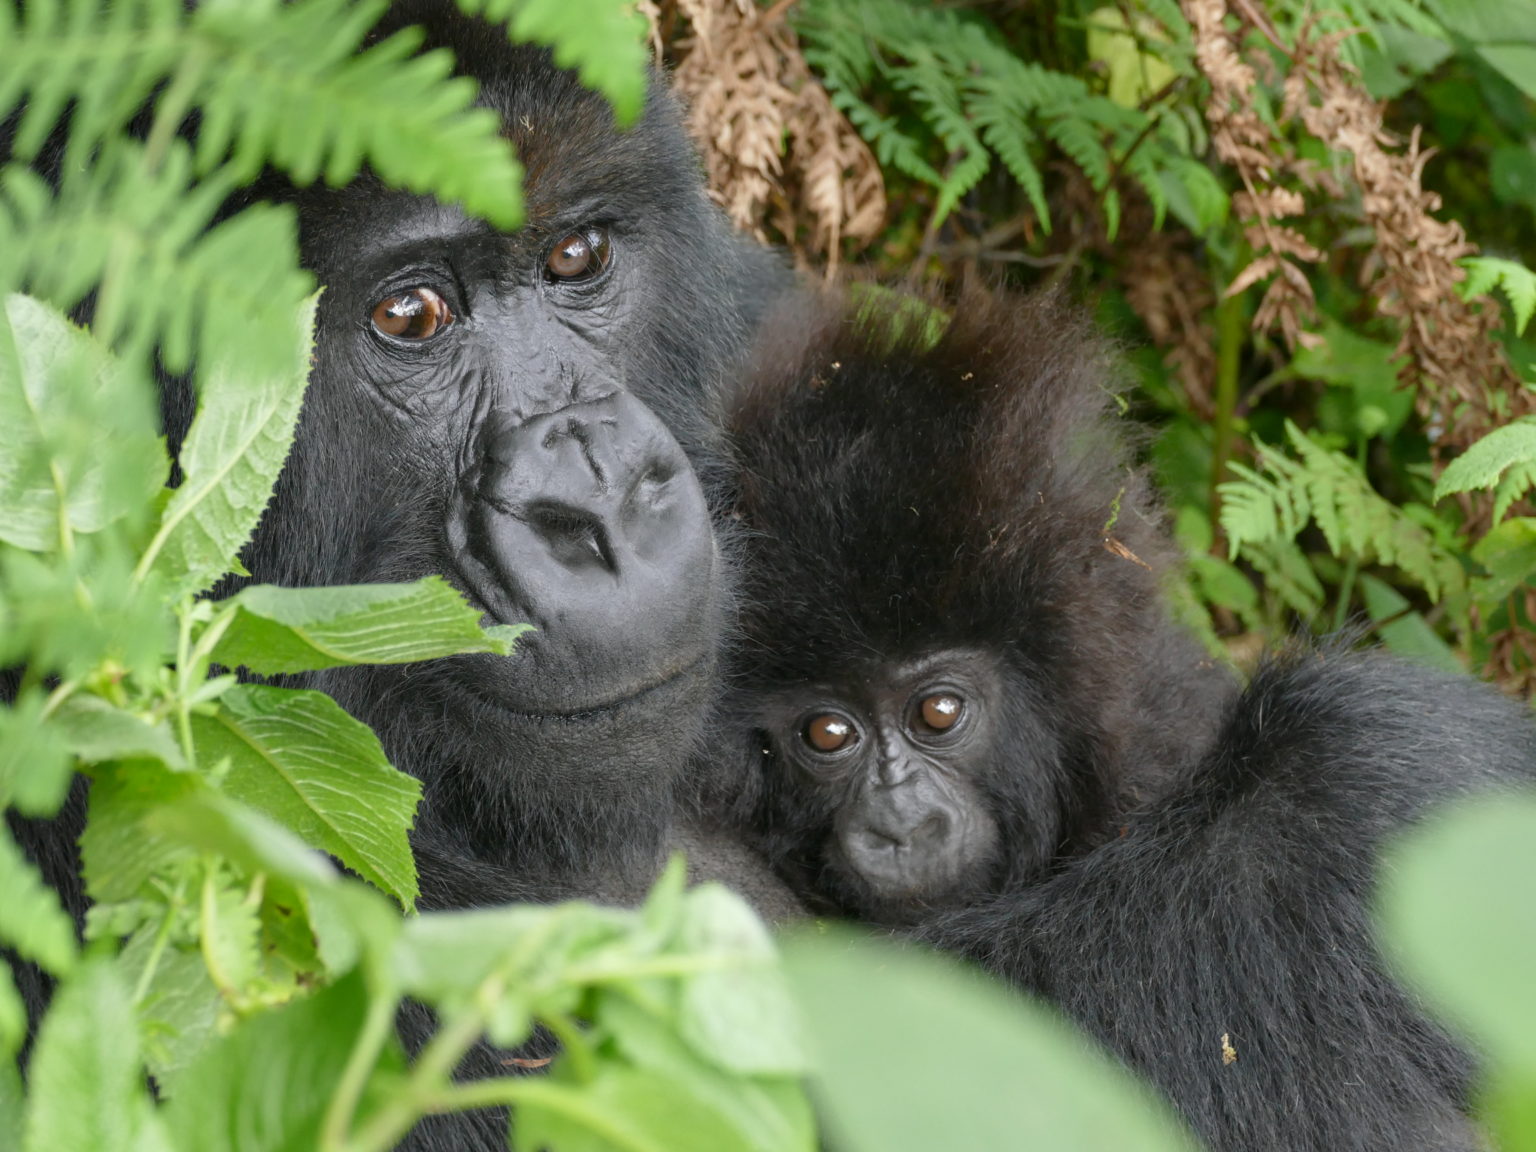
[12,3,798,1146]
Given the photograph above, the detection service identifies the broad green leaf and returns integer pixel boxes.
[117,929,221,1090]
[81,760,202,904]
[52,693,186,769]
[1472,517,1536,603]
[1379,795,1536,1076]
[517,1066,760,1152]
[192,685,420,908]
[161,970,376,1152]
[22,959,148,1152]
[783,928,1197,1152]
[1359,574,1463,675]
[212,577,524,674]
[458,0,650,124]
[675,884,806,1076]
[0,825,78,977]
[146,787,340,891]
[600,993,816,1152]
[0,1050,20,1140]
[0,689,74,816]
[1477,45,1536,105]
[0,960,23,1059]
[1436,418,1536,501]
[0,294,164,551]
[140,294,316,598]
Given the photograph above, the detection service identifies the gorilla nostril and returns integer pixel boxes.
[527,504,613,571]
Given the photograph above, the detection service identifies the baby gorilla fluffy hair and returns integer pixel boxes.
[717,287,1234,922]
[714,287,1536,1151]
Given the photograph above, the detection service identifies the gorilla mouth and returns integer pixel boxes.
[454,650,711,722]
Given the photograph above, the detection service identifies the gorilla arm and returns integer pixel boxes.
[917,647,1535,1152]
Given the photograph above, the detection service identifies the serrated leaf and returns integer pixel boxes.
[0,825,78,977]
[117,929,221,1090]
[212,577,522,674]
[675,884,805,1076]
[139,294,316,598]
[191,685,420,909]
[22,959,149,1152]
[161,969,375,1152]
[0,294,164,551]
[52,694,186,769]
[783,929,1197,1152]
[1436,418,1536,501]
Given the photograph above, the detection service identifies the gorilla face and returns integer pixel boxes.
[742,648,1070,922]
[297,189,719,720]
[220,19,781,875]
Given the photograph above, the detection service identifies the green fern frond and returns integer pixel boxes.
[1,0,525,229]
[1459,256,1536,336]
[1435,417,1536,508]
[796,0,1194,234]
[1221,423,1464,604]
[456,0,650,124]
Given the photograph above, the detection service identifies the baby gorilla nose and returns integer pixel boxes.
[843,808,958,897]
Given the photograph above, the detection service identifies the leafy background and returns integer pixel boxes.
[2,0,1536,1150]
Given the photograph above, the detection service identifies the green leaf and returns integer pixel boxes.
[0,960,24,1060]
[0,294,164,551]
[139,293,316,598]
[599,993,816,1152]
[1358,574,1464,675]
[675,884,806,1076]
[81,760,202,905]
[458,0,651,125]
[1459,256,1536,335]
[1435,417,1536,501]
[517,1066,762,1152]
[1477,45,1536,105]
[200,866,264,996]
[191,685,421,909]
[1472,516,1536,604]
[783,928,1198,1152]
[0,690,74,816]
[162,969,377,1152]
[117,929,221,1089]
[212,577,524,674]
[0,825,78,977]
[1379,795,1536,1077]
[52,694,186,769]
[22,959,151,1152]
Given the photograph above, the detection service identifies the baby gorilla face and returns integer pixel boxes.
[757,649,1005,916]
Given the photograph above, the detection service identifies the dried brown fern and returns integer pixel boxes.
[644,0,884,268]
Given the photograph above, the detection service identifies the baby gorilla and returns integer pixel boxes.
[718,288,1232,923]
[715,287,1535,1151]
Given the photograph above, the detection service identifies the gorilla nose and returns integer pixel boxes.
[451,391,717,710]
[858,811,950,854]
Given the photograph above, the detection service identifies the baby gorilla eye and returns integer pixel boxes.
[915,691,964,734]
[371,287,454,341]
[803,712,857,753]
[546,226,612,282]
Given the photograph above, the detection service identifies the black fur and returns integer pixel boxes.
[9,5,801,1147]
[715,286,1535,1150]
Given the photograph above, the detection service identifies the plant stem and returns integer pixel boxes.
[320,988,402,1152]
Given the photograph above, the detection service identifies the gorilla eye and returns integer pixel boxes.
[915,692,964,734]
[545,227,612,283]
[371,288,454,341]
[803,712,857,753]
